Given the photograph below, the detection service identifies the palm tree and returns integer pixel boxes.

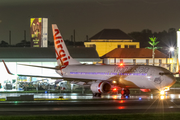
[146,37,161,66]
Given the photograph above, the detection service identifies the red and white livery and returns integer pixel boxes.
[2,24,177,97]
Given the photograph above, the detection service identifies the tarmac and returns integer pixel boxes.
[0,88,179,115]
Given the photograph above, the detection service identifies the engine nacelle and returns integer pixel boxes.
[90,81,111,93]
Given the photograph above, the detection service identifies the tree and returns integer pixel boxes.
[128,29,153,48]
[15,40,30,47]
[146,37,161,66]
[0,40,9,47]
[128,28,177,56]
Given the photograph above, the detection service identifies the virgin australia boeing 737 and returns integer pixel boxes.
[2,24,176,97]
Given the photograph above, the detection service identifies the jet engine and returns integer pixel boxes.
[90,81,111,93]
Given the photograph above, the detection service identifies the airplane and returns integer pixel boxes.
[2,24,177,97]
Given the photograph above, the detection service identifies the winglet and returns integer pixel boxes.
[2,60,13,75]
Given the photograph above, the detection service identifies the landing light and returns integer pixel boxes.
[112,95,117,99]
[160,95,165,100]
[160,90,165,95]
[113,81,116,84]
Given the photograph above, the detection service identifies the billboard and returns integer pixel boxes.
[177,31,180,66]
[41,18,48,47]
[30,18,48,47]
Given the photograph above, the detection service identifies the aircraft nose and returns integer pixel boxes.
[165,75,176,87]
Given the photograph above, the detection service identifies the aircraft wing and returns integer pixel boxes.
[18,64,57,70]
[10,73,94,82]
[2,60,95,82]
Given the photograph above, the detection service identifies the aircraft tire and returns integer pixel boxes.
[93,93,101,97]
[121,88,130,97]
[97,93,101,97]
[93,93,97,97]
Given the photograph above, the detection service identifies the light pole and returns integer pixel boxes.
[169,47,175,72]
[169,47,174,60]
[169,47,174,52]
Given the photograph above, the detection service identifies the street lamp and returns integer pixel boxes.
[169,47,174,58]
[169,47,174,52]
[169,47,175,72]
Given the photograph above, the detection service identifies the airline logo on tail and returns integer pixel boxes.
[53,28,70,75]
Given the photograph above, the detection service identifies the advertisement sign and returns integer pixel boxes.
[41,18,48,47]
[30,18,42,47]
[30,18,48,47]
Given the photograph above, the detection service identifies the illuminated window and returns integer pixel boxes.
[117,45,121,48]
[159,59,162,65]
[146,59,149,65]
[133,59,136,65]
[109,59,115,64]
[129,45,136,48]
[124,45,128,48]
[88,44,96,49]
[120,59,123,63]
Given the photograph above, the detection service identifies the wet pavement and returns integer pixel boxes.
[0,88,179,115]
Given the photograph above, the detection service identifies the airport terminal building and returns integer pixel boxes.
[0,47,100,89]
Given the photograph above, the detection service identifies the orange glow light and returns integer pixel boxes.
[112,95,117,99]
[118,106,125,109]
[113,88,117,91]
[119,63,124,66]
[119,100,124,103]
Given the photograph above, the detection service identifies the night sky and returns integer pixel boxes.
[0,0,180,44]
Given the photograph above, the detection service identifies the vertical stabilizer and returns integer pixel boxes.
[52,24,80,68]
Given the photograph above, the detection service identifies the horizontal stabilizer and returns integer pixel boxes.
[2,60,13,75]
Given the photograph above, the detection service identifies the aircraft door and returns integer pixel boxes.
[151,69,165,89]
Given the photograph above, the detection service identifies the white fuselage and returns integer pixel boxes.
[56,65,176,90]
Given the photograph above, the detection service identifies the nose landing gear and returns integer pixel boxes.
[93,93,101,97]
[121,88,130,98]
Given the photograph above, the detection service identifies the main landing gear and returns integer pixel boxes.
[93,93,101,97]
[121,88,130,98]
